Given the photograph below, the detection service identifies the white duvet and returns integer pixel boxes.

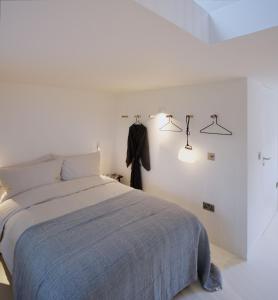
[0,176,132,274]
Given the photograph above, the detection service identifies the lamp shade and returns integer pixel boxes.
[178,147,197,163]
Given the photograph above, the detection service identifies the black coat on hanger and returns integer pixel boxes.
[126,123,150,190]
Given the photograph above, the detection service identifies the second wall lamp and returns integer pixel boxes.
[184,115,193,150]
[178,114,196,163]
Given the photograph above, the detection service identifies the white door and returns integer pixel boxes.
[261,95,278,231]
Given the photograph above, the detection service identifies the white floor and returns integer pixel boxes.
[1,214,278,300]
[176,214,278,300]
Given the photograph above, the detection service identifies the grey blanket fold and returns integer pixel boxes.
[13,190,222,300]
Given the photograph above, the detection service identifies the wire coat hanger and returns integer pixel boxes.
[200,114,232,135]
[134,114,141,125]
[159,115,183,132]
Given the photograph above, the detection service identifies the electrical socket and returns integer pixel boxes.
[208,153,215,161]
[203,202,215,212]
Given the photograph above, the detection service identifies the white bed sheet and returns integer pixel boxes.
[0,175,132,274]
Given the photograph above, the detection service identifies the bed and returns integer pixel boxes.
[0,154,221,300]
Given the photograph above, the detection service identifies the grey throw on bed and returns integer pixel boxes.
[13,190,222,300]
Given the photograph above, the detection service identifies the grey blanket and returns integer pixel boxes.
[13,190,222,300]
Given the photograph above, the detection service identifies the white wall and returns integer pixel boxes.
[247,79,278,256]
[114,79,248,258]
[2,79,276,260]
[0,82,116,173]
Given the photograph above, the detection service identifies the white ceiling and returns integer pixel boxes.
[0,0,278,92]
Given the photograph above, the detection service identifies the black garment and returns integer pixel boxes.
[126,124,150,190]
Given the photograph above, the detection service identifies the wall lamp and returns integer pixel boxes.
[178,115,197,163]
[185,115,193,150]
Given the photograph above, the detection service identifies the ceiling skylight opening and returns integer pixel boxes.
[194,0,240,14]
[135,0,278,44]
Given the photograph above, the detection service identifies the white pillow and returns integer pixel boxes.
[0,154,56,202]
[0,159,62,201]
[61,152,100,181]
